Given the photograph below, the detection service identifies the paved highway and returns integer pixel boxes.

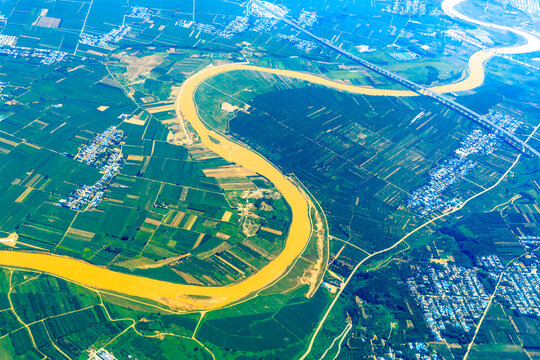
[252,0,539,157]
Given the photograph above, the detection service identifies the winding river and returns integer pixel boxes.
[0,0,537,311]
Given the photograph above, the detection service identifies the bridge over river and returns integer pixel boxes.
[252,0,539,157]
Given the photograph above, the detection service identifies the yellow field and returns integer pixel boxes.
[144,217,161,226]
[124,117,146,126]
[216,232,230,240]
[167,211,185,227]
[146,104,176,113]
[221,211,232,222]
[127,154,145,161]
[0,137,18,147]
[15,187,33,203]
[259,227,283,236]
[66,228,95,241]
[193,233,205,249]
[23,142,41,150]
[202,165,257,178]
[182,214,198,231]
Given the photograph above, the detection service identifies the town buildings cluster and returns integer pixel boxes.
[349,332,440,360]
[409,254,540,340]
[455,129,498,157]
[519,235,540,249]
[185,1,288,38]
[251,15,279,33]
[180,2,319,53]
[90,348,117,360]
[297,10,318,28]
[390,50,422,61]
[79,25,131,48]
[479,255,540,316]
[127,6,154,21]
[385,0,427,16]
[190,16,249,39]
[277,34,317,52]
[0,80,9,94]
[407,155,474,216]
[407,264,489,339]
[407,343,440,360]
[176,19,193,28]
[481,109,522,135]
[0,46,66,64]
[0,34,66,64]
[223,16,250,37]
[59,127,124,211]
[74,126,123,165]
[408,111,522,216]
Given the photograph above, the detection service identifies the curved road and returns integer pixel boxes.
[0,0,537,312]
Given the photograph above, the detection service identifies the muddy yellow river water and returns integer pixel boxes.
[0,0,537,310]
